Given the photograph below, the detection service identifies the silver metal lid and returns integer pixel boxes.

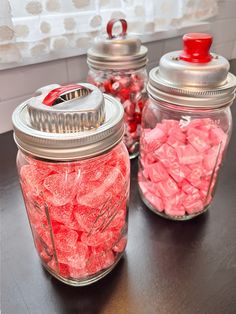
[148,33,236,108]
[12,83,124,161]
[87,19,148,70]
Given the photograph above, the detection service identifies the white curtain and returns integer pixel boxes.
[0,0,218,68]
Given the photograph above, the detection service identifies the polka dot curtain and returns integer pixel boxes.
[0,0,218,68]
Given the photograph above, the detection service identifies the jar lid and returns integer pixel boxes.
[87,19,148,70]
[148,33,236,108]
[12,83,124,160]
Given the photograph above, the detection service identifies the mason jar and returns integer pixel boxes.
[87,19,148,159]
[138,33,236,221]
[12,84,130,286]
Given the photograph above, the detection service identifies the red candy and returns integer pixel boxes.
[139,118,226,218]
[87,72,147,155]
[19,142,129,281]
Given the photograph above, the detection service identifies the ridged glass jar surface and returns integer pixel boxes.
[17,142,130,286]
[88,68,148,158]
[138,99,232,220]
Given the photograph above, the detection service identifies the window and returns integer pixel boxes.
[0,0,218,68]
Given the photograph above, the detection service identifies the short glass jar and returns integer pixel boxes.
[138,33,236,220]
[87,19,148,158]
[13,83,130,285]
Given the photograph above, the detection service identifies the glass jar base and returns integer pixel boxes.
[42,252,124,286]
[139,188,209,221]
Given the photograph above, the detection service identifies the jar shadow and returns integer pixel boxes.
[42,256,127,314]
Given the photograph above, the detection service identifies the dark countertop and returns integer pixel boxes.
[1,61,236,314]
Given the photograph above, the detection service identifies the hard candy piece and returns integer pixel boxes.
[108,209,126,230]
[44,172,79,206]
[164,206,186,217]
[163,191,186,214]
[167,136,185,149]
[184,193,204,214]
[168,128,186,143]
[74,205,99,232]
[76,167,125,208]
[134,112,141,124]
[187,167,203,187]
[53,225,79,252]
[81,229,113,247]
[147,161,169,183]
[176,144,203,165]
[144,191,164,212]
[20,164,51,196]
[119,87,130,102]
[49,203,74,224]
[143,127,166,151]
[128,121,137,133]
[56,242,89,269]
[47,259,70,278]
[181,180,199,195]
[103,80,112,93]
[154,143,177,167]
[187,128,211,152]
[167,162,190,183]
[203,146,221,171]
[105,146,130,179]
[209,126,227,146]
[138,179,162,198]
[113,236,127,253]
[156,177,179,198]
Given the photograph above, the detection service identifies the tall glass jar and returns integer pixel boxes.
[12,84,130,286]
[138,33,236,221]
[87,19,148,159]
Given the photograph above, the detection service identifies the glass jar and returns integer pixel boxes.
[12,83,130,285]
[87,19,148,159]
[138,33,236,220]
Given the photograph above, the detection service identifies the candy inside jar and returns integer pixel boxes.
[13,83,130,285]
[139,116,228,219]
[139,33,236,220]
[87,19,148,158]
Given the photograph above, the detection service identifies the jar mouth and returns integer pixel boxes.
[147,93,234,114]
[12,94,124,161]
[87,46,148,71]
[148,67,236,109]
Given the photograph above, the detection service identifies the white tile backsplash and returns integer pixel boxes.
[212,41,235,59]
[146,41,164,64]
[162,37,182,55]
[66,55,88,83]
[209,18,236,44]
[0,94,32,133]
[0,60,68,102]
[1,2,236,133]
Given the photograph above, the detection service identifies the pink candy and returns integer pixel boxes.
[139,118,226,218]
[19,143,129,280]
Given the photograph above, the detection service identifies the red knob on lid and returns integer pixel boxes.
[179,33,213,63]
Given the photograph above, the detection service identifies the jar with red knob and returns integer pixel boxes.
[87,19,148,159]
[138,33,236,220]
[12,83,130,285]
